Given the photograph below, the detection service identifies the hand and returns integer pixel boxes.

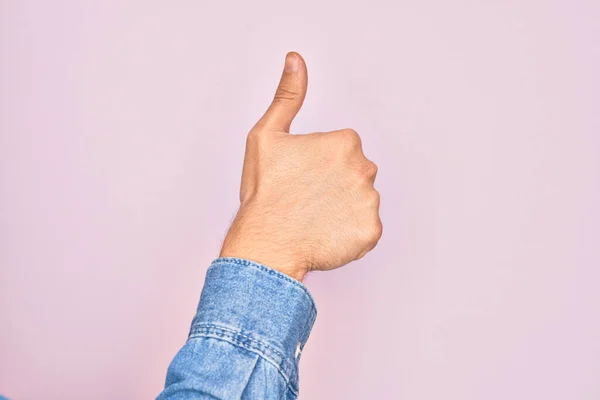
[220,52,382,281]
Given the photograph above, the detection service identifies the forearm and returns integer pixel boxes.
[157,258,317,400]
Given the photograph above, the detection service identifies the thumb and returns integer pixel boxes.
[255,52,308,133]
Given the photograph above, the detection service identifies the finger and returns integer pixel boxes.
[255,52,308,133]
[365,160,379,185]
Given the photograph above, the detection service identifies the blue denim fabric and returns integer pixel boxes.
[157,257,318,400]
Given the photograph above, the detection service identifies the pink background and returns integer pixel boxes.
[1,1,600,399]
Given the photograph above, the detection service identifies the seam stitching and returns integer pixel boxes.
[188,324,299,397]
[191,323,288,363]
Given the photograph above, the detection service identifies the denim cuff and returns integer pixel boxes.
[189,257,317,394]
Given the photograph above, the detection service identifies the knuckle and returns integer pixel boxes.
[367,189,381,208]
[369,161,379,175]
[273,85,299,103]
[246,129,264,147]
[247,128,260,140]
[370,218,383,242]
[357,217,382,258]
[337,128,361,147]
[247,127,273,144]
[361,160,378,178]
[345,128,361,144]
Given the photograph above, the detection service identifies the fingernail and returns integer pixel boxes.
[284,53,299,72]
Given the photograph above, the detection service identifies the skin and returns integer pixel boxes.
[220,52,382,282]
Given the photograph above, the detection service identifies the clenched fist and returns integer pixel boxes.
[220,52,382,281]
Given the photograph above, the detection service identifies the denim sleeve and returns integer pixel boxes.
[157,258,318,400]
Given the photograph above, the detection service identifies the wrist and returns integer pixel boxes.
[219,246,308,282]
[220,211,309,282]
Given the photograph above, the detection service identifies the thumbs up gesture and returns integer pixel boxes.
[220,52,382,281]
